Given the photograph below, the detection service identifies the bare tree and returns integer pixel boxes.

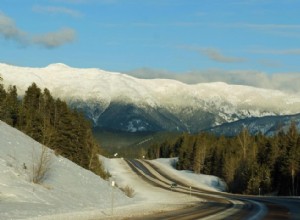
[31,144,52,184]
[238,127,250,160]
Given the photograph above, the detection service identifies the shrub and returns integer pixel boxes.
[121,185,135,198]
[31,145,52,184]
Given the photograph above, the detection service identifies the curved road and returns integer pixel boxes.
[125,159,300,220]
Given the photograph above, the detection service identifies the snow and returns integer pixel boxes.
[1,62,300,120]
[100,156,198,204]
[0,120,132,219]
[151,158,227,192]
[0,121,209,219]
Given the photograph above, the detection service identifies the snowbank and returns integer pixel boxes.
[100,155,198,203]
[151,158,227,192]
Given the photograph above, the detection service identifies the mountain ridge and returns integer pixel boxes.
[207,113,300,136]
[1,63,300,132]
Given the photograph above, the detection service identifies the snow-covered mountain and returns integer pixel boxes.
[1,63,300,133]
[207,113,300,137]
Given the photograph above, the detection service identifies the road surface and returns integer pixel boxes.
[125,159,300,220]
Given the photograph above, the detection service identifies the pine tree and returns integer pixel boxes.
[19,83,44,141]
[177,134,194,170]
[193,134,207,174]
[5,85,19,126]
[237,127,251,160]
[0,78,7,120]
[284,122,299,195]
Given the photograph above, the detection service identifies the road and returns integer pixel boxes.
[125,159,300,220]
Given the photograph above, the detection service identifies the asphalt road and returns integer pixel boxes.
[126,159,300,220]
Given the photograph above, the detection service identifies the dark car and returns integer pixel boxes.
[170,182,177,188]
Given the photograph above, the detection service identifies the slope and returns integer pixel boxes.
[0,120,132,219]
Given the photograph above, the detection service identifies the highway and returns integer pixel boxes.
[125,159,300,220]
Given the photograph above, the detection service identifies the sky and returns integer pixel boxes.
[0,0,300,90]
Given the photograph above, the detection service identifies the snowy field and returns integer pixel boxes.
[0,120,225,219]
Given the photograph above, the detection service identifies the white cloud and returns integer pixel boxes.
[212,22,300,38]
[258,59,282,68]
[180,46,247,63]
[32,28,76,48]
[0,12,28,43]
[250,48,300,55]
[126,68,300,94]
[32,5,82,18]
[199,48,246,63]
[0,12,75,48]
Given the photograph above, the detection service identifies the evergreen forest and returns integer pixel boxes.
[0,77,108,179]
[147,126,300,196]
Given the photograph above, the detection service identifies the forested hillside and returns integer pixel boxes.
[0,76,108,179]
[147,126,300,196]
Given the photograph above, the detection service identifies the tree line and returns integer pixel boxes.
[0,77,109,179]
[147,125,300,196]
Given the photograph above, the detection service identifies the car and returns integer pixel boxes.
[170,182,177,188]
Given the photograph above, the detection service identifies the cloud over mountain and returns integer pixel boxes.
[0,12,75,48]
[0,12,27,43]
[199,48,247,63]
[126,68,300,94]
[32,28,76,48]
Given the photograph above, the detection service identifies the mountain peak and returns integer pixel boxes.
[46,63,70,69]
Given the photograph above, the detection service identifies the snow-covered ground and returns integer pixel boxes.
[0,120,225,219]
[151,158,227,192]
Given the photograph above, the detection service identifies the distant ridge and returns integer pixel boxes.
[1,62,300,133]
[207,113,300,136]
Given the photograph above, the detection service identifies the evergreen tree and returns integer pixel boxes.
[193,134,207,174]
[0,81,108,179]
[5,86,19,126]
[19,83,44,141]
[0,78,7,120]
[280,122,300,195]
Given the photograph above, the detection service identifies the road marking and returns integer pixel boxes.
[245,199,267,220]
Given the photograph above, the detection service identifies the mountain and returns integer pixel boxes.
[1,63,300,133]
[207,113,300,136]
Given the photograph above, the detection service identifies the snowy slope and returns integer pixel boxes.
[0,120,132,219]
[1,63,300,132]
[2,120,227,219]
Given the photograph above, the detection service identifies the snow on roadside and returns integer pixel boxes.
[100,156,199,205]
[151,158,227,192]
[0,121,199,220]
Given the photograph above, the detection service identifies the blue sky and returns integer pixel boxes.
[0,0,300,79]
